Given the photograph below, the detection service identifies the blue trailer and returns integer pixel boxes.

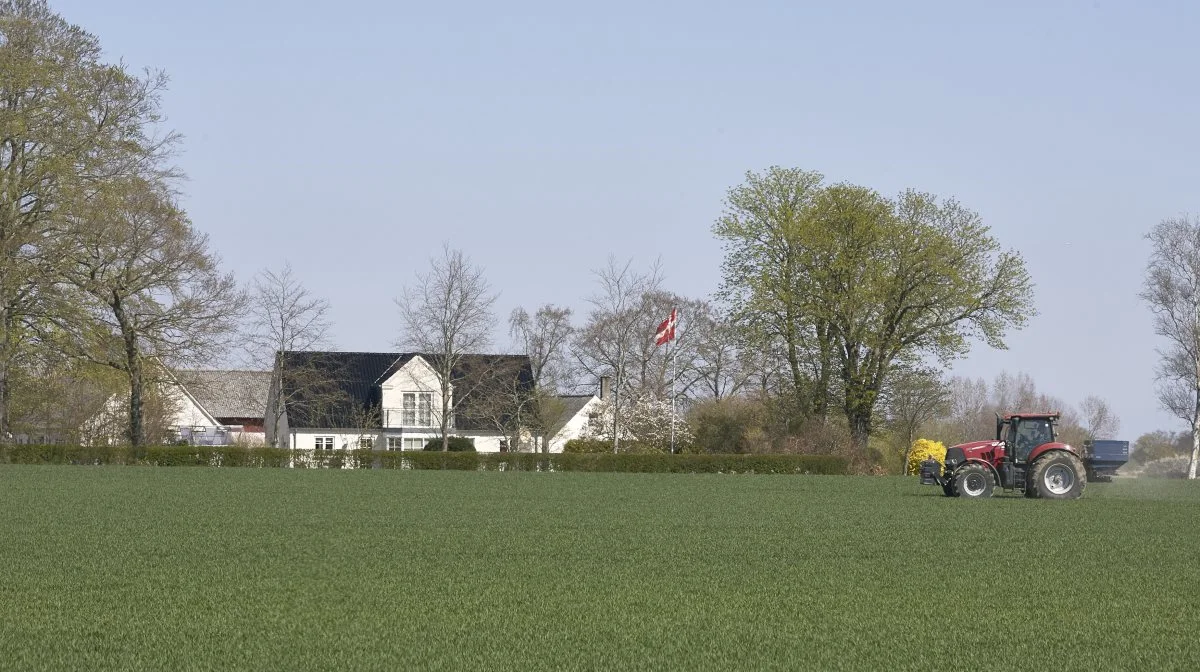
[1082,439,1129,482]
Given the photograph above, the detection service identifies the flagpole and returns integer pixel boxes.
[670,308,677,455]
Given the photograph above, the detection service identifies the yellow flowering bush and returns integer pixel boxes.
[907,439,947,475]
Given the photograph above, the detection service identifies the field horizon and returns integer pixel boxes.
[2,466,1197,670]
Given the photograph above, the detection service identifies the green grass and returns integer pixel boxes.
[1,466,1198,671]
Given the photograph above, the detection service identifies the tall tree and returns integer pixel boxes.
[59,177,244,447]
[713,167,833,418]
[0,1,175,438]
[395,244,497,452]
[716,167,1034,450]
[572,256,662,452]
[245,262,333,448]
[1141,215,1200,480]
[510,304,573,452]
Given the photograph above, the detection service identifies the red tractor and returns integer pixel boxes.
[919,412,1122,499]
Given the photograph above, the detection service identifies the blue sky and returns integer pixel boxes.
[53,0,1199,439]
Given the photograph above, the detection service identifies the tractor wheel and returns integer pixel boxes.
[952,463,994,499]
[1028,452,1086,500]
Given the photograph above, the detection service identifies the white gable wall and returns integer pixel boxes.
[549,396,603,453]
[379,356,450,431]
[167,382,219,430]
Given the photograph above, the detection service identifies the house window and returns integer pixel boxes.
[387,437,402,451]
[358,437,374,449]
[402,393,433,426]
[315,436,334,450]
[404,438,425,451]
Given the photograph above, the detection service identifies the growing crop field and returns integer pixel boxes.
[2,466,1198,671]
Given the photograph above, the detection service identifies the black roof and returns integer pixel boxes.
[276,351,533,430]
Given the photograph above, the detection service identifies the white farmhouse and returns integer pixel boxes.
[266,351,551,452]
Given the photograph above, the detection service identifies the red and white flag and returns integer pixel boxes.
[655,308,677,346]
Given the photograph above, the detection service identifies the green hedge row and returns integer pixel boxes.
[0,444,849,475]
[0,444,295,467]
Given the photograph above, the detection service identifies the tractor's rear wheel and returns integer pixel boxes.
[1029,452,1086,500]
[952,463,994,499]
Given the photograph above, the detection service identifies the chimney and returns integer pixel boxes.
[599,376,611,401]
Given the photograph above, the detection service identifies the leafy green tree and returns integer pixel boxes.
[713,167,833,419]
[715,167,1034,450]
[1,0,175,439]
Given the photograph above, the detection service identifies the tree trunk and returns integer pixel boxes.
[0,305,10,442]
[813,321,833,421]
[127,350,145,448]
[1189,423,1199,480]
[847,409,871,454]
[1191,379,1200,480]
[270,372,283,449]
[111,293,146,447]
[901,426,915,475]
[784,319,806,409]
[441,372,451,452]
[843,381,877,454]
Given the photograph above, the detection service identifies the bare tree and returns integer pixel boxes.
[245,262,333,447]
[456,356,537,452]
[689,301,753,401]
[395,244,497,452]
[58,177,245,447]
[884,365,950,470]
[938,376,990,447]
[1141,215,1200,479]
[510,304,573,452]
[572,256,663,452]
[1079,395,1120,441]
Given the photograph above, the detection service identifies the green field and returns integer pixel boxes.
[2,466,1198,670]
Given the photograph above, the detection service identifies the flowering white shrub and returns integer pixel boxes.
[583,395,691,452]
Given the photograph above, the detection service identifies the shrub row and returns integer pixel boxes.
[0,444,294,467]
[0,444,849,475]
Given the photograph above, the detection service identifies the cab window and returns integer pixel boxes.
[1014,419,1053,460]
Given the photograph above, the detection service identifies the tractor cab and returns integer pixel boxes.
[996,412,1058,464]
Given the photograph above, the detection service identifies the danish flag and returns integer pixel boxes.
[655,308,677,346]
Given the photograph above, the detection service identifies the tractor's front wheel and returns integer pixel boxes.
[952,463,994,499]
[1028,452,1086,500]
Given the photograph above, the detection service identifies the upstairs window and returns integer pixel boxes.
[402,392,433,426]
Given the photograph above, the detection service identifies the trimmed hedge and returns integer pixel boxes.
[422,436,476,452]
[0,444,294,467]
[0,444,849,475]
